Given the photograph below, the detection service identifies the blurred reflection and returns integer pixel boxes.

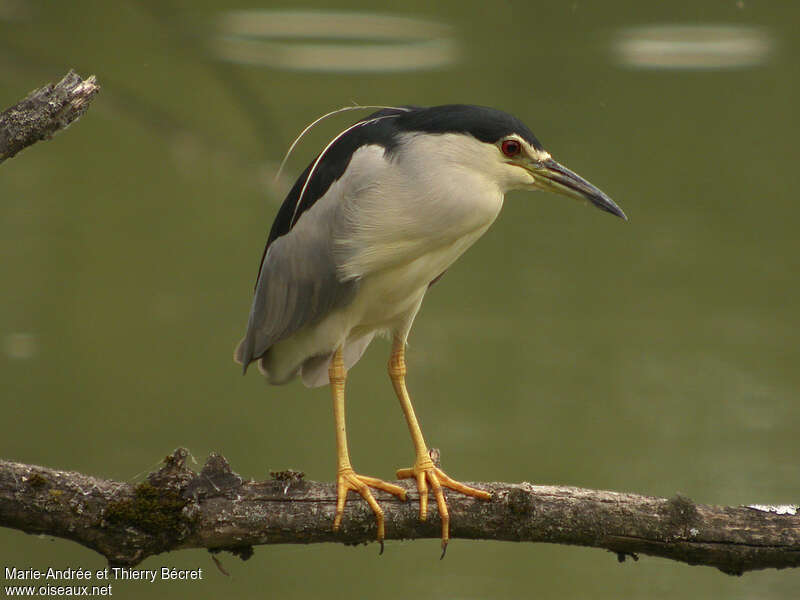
[3,332,37,359]
[213,10,457,72]
[0,0,31,22]
[613,25,773,69]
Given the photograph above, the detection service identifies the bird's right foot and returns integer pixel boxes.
[334,467,408,547]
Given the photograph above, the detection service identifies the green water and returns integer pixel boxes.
[2,1,799,598]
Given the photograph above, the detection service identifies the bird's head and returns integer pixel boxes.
[490,133,627,220]
[393,105,627,220]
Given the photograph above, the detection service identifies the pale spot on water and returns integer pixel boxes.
[3,332,38,359]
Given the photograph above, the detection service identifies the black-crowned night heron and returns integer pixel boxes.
[236,104,626,552]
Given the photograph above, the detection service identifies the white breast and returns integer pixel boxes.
[332,134,506,333]
[335,134,505,282]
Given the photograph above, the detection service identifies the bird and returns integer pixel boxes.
[235,104,626,553]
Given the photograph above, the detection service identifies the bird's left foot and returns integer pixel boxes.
[396,456,491,553]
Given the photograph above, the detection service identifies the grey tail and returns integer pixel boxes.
[234,337,253,375]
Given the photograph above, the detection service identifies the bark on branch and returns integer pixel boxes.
[1,448,798,575]
[0,70,100,164]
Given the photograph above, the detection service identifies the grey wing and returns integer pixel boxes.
[234,207,358,372]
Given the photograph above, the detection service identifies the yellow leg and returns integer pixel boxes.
[389,337,491,552]
[330,346,407,549]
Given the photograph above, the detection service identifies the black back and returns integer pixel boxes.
[265,108,404,250]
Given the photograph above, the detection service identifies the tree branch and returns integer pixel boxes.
[1,448,798,574]
[0,70,100,164]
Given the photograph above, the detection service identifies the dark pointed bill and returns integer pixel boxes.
[533,159,627,220]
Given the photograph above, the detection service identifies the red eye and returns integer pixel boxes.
[501,139,521,157]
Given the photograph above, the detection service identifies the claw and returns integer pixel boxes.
[397,461,491,548]
[334,468,407,545]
